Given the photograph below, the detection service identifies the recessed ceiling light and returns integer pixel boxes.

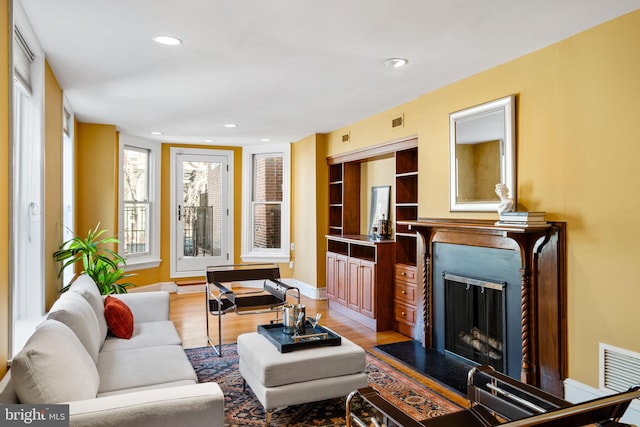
[204,139,214,143]
[384,57,409,68]
[152,35,182,46]
[224,123,237,128]
[261,138,271,142]
[150,131,162,135]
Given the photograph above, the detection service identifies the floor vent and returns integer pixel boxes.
[600,343,640,393]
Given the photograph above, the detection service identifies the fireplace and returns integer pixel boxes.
[432,242,523,379]
[399,218,567,396]
[444,273,506,372]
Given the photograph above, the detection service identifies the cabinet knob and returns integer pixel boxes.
[401,272,406,276]
[401,290,406,294]
[401,312,406,316]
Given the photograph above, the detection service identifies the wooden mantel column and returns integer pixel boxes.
[399,218,567,396]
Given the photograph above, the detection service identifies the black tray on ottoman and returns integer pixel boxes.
[257,322,342,353]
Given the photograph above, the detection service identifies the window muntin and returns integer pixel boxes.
[123,146,150,256]
[118,136,160,270]
[252,154,283,250]
[241,144,290,262]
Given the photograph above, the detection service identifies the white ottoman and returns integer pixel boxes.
[237,332,368,424]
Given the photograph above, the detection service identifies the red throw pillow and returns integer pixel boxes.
[104,296,134,339]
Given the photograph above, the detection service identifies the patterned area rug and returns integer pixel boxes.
[185,344,461,427]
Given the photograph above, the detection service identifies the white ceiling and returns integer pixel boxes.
[18,0,640,146]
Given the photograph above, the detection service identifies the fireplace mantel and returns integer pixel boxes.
[398,218,567,396]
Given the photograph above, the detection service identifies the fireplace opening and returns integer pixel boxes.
[444,273,507,372]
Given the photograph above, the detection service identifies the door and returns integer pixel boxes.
[347,259,361,312]
[171,148,232,277]
[336,254,348,306]
[360,260,375,318]
[326,252,336,300]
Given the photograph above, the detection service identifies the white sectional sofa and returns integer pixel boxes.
[0,275,223,427]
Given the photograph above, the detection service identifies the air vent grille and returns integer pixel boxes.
[342,133,350,143]
[600,343,640,393]
[392,116,403,128]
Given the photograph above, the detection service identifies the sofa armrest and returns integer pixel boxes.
[110,292,170,323]
[69,383,224,427]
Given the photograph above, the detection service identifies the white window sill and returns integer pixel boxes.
[241,254,290,264]
[123,258,162,271]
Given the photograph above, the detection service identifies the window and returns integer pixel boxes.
[242,143,290,262]
[118,135,160,270]
[61,100,75,288]
[11,3,46,357]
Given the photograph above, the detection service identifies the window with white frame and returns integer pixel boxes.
[11,3,46,357]
[242,144,290,262]
[118,135,160,270]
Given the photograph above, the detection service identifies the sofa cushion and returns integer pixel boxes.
[11,319,100,404]
[101,321,182,352]
[47,290,102,362]
[69,274,109,344]
[96,345,197,394]
[104,296,134,339]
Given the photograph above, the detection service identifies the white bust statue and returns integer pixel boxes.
[495,183,515,213]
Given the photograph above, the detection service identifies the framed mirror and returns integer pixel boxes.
[449,95,515,212]
[368,185,390,237]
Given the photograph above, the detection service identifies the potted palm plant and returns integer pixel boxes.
[54,223,134,294]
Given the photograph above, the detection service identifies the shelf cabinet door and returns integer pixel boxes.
[335,254,348,306]
[347,259,361,311]
[326,252,337,300]
[360,260,376,318]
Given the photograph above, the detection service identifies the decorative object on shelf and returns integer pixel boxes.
[450,95,516,212]
[369,185,391,237]
[378,215,391,239]
[53,223,134,295]
[495,183,515,213]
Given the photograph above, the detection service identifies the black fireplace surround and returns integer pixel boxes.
[434,243,522,379]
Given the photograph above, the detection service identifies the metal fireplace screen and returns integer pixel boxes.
[444,273,507,372]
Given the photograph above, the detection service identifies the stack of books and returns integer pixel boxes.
[495,211,548,228]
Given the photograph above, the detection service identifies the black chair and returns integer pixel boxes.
[205,263,300,356]
[346,364,640,427]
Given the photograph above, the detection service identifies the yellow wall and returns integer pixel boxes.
[75,123,119,256]
[359,155,395,235]
[291,134,328,288]
[322,10,640,388]
[0,0,9,377]
[44,60,63,310]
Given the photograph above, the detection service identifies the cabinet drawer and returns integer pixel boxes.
[394,264,417,283]
[394,301,416,325]
[394,282,417,304]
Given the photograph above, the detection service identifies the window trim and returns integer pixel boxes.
[241,143,290,263]
[118,135,161,271]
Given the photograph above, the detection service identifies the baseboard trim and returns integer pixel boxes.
[564,378,640,424]
[281,278,326,300]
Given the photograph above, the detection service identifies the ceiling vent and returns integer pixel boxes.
[600,343,640,393]
[342,132,350,143]
[392,115,404,129]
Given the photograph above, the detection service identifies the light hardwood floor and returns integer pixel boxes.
[169,289,466,406]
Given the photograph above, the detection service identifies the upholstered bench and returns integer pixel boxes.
[237,332,368,425]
